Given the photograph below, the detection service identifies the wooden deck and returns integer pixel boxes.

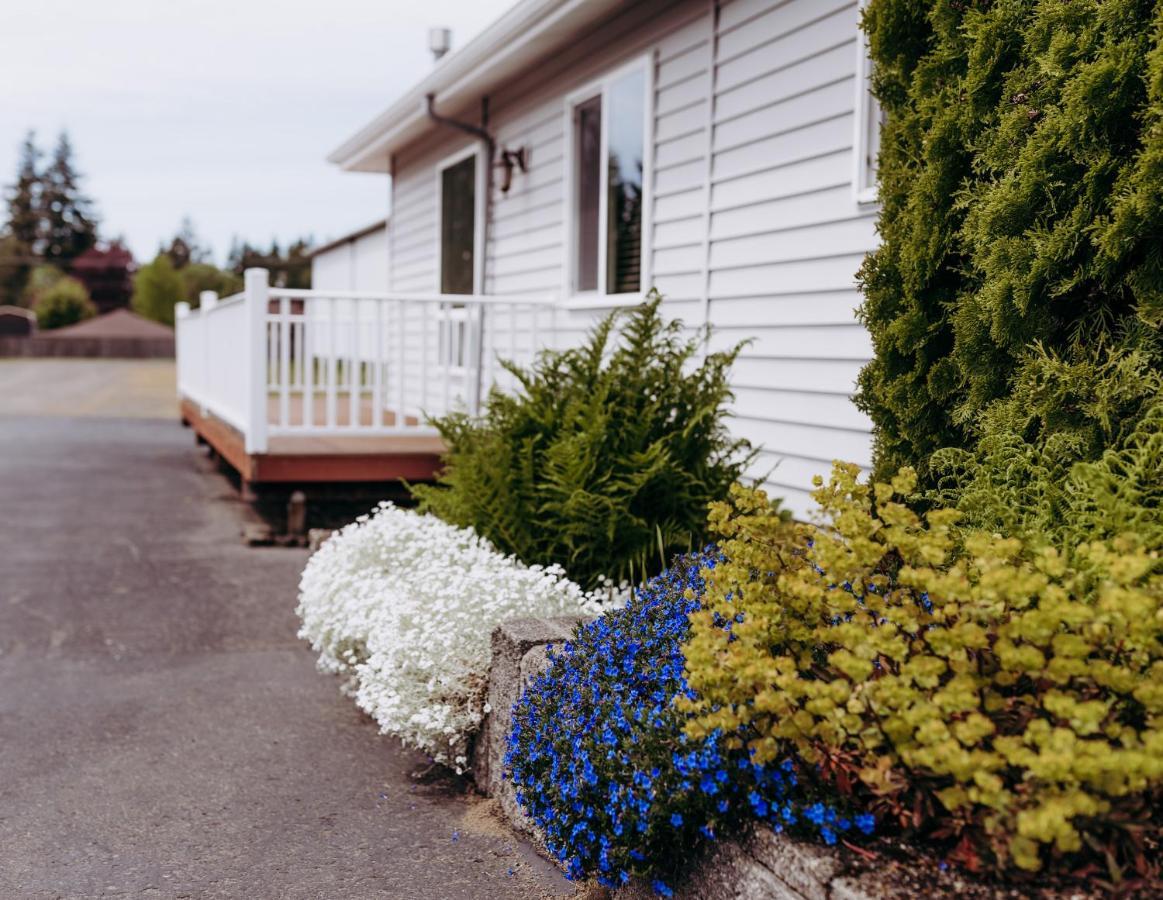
[180,398,445,485]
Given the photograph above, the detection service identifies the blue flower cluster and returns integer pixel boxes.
[504,552,872,895]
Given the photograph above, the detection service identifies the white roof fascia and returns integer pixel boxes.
[327,0,627,172]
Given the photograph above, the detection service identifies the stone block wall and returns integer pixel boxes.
[472,616,585,834]
[473,617,884,900]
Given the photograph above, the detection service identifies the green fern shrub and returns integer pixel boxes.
[682,464,1163,880]
[411,294,752,590]
[857,0,1163,483]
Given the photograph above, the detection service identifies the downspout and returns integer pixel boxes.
[425,93,494,413]
[425,93,495,160]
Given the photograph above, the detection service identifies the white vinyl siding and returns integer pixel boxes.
[384,0,876,517]
[310,225,389,293]
[704,0,873,514]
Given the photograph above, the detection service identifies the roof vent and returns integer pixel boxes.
[429,27,451,62]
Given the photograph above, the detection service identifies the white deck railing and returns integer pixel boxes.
[176,268,557,453]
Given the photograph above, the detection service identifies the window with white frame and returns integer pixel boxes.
[438,148,480,295]
[567,60,650,297]
[853,16,884,203]
[435,145,483,373]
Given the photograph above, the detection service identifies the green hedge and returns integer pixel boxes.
[857,0,1163,484]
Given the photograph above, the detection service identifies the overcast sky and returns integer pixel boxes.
[0,0,512,264]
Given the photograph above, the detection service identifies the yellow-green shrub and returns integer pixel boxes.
[682,465,1162,876]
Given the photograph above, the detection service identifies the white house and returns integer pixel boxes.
[309,220,390,293]
[175,0,880,515]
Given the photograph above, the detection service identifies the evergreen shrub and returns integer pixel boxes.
[931,334,1163,547]
[506,552,870,895]
[34,276,96,330]
[412,294,751,590]
[682,467,1163,879]
[857,0,1163,482]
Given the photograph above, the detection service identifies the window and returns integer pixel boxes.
[439,149,479,294]
[853,12,883,203]
[568,61,649,298]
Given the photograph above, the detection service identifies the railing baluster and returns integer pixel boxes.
[395,300,406,429]
[509,303,517,394]
[421,300,429,421]
[279,297,290,428]
[326,297,338,429]
[348,299,359,429]
[373,297,384,429]
[302,299,313,429]
[442,302,452,417]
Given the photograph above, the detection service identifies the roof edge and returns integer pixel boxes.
[327,0,624,172]
[309,219,389,258]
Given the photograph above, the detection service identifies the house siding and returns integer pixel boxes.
[385,0,876,516]
[310,225,389,293]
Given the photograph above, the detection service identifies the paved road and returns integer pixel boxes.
[0,362,570,899]
[0,358,178,419]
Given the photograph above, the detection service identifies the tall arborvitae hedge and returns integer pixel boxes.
[858,0,1163,483]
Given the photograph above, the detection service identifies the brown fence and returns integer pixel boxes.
[0,336,174,359]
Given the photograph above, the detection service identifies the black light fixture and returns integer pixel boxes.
[496,147,528,193]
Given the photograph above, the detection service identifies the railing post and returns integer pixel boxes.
[199,292,217,415]
[174,302,191,399]
[244,268,269,453]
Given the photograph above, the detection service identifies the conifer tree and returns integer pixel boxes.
[857,0,1163,484]
[1,132,42,304]
[6,131,42,252]
[161,217,210,270]
[40,132,97,265]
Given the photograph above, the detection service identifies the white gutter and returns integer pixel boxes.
[327,0,628,172]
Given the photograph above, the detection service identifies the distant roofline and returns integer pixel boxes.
[309,219,389,258]
[326,0,628,173]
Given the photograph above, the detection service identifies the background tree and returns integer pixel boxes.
[161,217,210,271]
[39,132,97,266]
[0,234,33,306]
[34,276,96,330]
[1,132,43,303]
[131,254,183,326]
[6,131,42,252]
[179,262,242,306]
[227,235,313,288]
[22,263,65,308]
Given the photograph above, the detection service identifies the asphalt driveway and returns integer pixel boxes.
[0,361,569,899]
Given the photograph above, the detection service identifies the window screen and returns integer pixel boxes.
[605,69,645,295]
[574,96,602,293]
[441,154,476,295]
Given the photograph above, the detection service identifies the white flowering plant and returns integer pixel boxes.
[296,502,615,772]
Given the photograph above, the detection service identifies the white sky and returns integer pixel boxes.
[0,0,513,264]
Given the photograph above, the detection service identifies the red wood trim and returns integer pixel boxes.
[181,399,255,480]
[251,453,441,483]
[180,397,441,484]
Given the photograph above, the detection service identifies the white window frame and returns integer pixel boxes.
[433,142,486,376]
[852,5,881,205]
[434,141,487,296]
[561,53,654,310]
